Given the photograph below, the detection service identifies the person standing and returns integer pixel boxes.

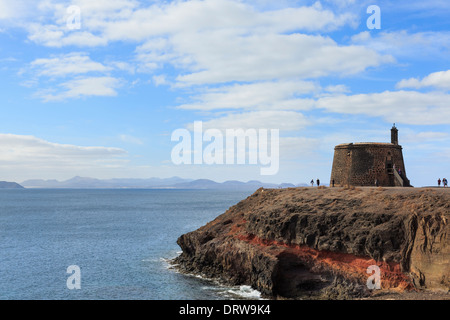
[310,179,314,187]
[444,178,448,188]
[438,178,441,187]
[316,179,320,187]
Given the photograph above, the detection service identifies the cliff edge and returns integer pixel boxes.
[174,187,449,299]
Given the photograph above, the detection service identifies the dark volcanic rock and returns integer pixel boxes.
[174,187,449,299]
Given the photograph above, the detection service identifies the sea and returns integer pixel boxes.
[0,189,262,300]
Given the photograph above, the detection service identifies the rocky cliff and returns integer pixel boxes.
[174,187,449,299]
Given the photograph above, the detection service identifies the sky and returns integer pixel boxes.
[0,0,449,186]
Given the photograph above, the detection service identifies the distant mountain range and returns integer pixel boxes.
[0,181,24,189]
[21,176,307,190]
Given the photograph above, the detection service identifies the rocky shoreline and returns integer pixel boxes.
[174,187,449,300]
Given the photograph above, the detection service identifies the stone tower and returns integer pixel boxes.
[330,125,411,187]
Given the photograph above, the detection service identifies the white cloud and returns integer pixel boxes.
[279,136,319,159]
[323,84,350,94]
[152,75,168,86]
[25,53,132,101]
[23,0,138,44]
[324,0,356,4]
[30,53,112,77]
[187,110,309,132]
[39,76,122,101]
[0,133,134,181]
[396,70,450,91]
[351,30,450,59]
[0,0,30,21]
[109,61,136,74]
[0,1,16,20]
[381,0,450,13]
[176,80,318,111]
[0,133,126,164]
[20,0,356,48]
[27,24,109,47]
[119,134,143,145]
[18,1,384,86]
[12,1,392,105]
[71,0,138,16]
[170,32,391,85]
[97,0,356,41]
[402,131,449,143]
[316,90,450,125]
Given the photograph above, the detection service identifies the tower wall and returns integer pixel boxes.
[330,143,408,187]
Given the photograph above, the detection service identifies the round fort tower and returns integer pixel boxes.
[330,125,411,187]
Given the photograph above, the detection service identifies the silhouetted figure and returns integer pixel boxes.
[311,179,314,187]
[438,178,441,187]
[316,179,320,187]
[375,179,379,187]
[332,179,335,187]
[443,178,448,188]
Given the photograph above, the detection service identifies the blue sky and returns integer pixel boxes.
[0,0,449,186]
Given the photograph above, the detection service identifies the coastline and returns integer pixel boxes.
[174,187,450,300]
[169,252,265,300]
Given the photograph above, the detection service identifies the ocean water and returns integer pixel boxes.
[0,189,260,300]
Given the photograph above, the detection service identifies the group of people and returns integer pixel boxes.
[308,177,448,187]
[438,178,448,187]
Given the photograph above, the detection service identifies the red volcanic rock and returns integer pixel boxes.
[174,187,449,299]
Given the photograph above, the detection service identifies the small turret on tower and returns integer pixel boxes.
[391,123,398,145]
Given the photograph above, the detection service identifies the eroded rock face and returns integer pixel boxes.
[174,187,449,299]
[409,213,449,289]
